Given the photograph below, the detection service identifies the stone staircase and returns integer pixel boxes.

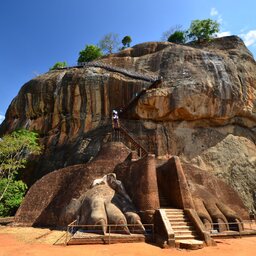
[164,208,204,249]
[159,195,170,208]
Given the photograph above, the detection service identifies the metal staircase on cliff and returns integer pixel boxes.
[77,61,160,82]
[108,76,163,157]
[111,123,148,158]
[53,60,160,82]
[119,78,162,116]
[163,208,204,249]
[105,70,163,158]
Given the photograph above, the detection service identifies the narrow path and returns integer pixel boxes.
[57,61,160,82]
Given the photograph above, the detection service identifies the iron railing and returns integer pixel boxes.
[110,125,148,158]
[54,61,160,82]
[65,221,154,245]
[209,220,256,238]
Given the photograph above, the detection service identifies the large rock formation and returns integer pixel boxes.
[0,36,256,213]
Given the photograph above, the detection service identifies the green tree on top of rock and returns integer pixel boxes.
[49,61,68,70]
[188,19,220,42]
[77,44,103,63]
[161,25,184,41]
[168,30,186,44]
[122,35,132,48]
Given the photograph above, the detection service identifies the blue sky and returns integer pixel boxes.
[1,0,256,124]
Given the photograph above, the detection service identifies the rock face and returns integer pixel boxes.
[188,134,256,213]
[0,68,150,182]
[1,36,256,213]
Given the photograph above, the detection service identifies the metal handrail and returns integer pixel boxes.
[103,117,148,158]
[66,222,154,245]
[208,220,256,238]
[120,126,148,156]
[209,220,256,228]
[111,126,148,158]
[77,61,159,82]
[54,60,160,82]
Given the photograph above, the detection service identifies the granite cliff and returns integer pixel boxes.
[0,36,255,213]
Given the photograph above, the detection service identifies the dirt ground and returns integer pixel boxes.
[0,226,256,256]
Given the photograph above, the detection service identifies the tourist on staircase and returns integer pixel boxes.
[112,109,120,141]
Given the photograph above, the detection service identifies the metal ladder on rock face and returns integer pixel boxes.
[119,78,163,116]
[110,123,148,159]
[108,76,163,158]
[120,124,148,158]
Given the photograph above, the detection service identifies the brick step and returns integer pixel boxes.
[165,210,185,213]
[175,233,198,239]
[167,213,187,217]
[159,196,169,200]
[166,210,185,213]
[159,198,169,201]
[159,199,171,207]
[164,207,183,210]
[171,225,195,230]
[164,208,184,212]
[173,230,198,236]
[169,219,192,224]
[175,239,204,250]
[165,213,185,216]
[167,217,190,222]
[166,212,185,216]
[166,213,185,218]
[165,209,184,213]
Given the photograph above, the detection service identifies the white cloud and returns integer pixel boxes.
[210,7,223,24]
[216,31,231,37]
[239,27,249,33]
[0,115,5,124]
[217,16,223,24]
[210,7,218,16]
[240,30,256,46]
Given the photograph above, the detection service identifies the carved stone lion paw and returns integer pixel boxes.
[77,174,145,235]
[190,183,243,232]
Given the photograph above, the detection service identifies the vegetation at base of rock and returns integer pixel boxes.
[168,31,186,44]
[188,19,220,42]
[0,129,42,216]
[0,179,27,216]
[99,33,120,54]
[122,36,132,48]
[77,45,103,63]
[49,61,67,70]
[0,130,42,178]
